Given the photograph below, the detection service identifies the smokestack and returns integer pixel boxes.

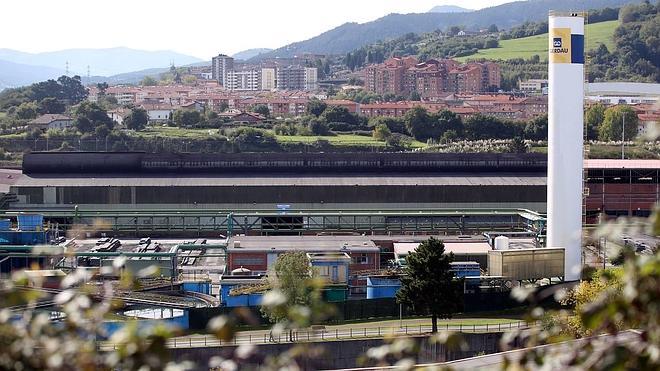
[547,12,585,282]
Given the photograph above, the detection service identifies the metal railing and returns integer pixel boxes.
[101,320,532,350]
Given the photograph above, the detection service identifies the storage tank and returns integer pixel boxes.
[494,236,510,250]
[547,12,585,281]
[17,214,44,231]
[0,219,11,231]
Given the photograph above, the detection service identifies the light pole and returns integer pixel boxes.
[621,112,627,160]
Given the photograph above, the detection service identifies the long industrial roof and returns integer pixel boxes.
[11,173,546,187]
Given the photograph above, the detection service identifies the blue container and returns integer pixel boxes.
[0,219,11,231]
[366,277,401,299]
[17,214,43,231]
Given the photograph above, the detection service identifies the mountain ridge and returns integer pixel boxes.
[428,5,473,13]
[0,47,203,76]
[249,0,639,61]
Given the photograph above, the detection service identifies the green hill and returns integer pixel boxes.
[457,20,618,61]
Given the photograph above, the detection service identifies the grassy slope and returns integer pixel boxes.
[457,20,618,61]
[128,126,428,148]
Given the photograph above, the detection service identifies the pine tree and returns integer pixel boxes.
[396,237,463,333]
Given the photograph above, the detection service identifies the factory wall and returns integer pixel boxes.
[13,184,547,206]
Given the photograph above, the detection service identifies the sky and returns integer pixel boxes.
[1,0,514,59]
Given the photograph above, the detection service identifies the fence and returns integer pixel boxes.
[102,320,532,350]
[188,293,523,331]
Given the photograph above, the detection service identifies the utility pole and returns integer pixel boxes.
[621,112,627,160]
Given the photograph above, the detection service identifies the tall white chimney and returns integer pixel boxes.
[547,12,585,281]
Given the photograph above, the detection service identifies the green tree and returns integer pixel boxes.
[487,24,499,33]
[57,75,87,104]
[15,101,39,120]
[396,237,463,333]
[73,101,113,134]
[598,105,639,141]
[321,106,357,125]
[261,252,312,336]
[38,97,66,114]
[123,107,149,131]
[404,106,433,140]
[524,114,548,141]
[306,99,327,117]
[509,136,528,153]
[96,82,109,95]
[409,91,421,101]
[252,104,270,118]
[141,76,158,86]
[368,116,407,134]
[172,109,202,127]
[308,119,330,136]
[585,104,606,140]
[434,109,464,137]
[373,123,392,141]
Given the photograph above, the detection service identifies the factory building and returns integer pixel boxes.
[7,152,547,211]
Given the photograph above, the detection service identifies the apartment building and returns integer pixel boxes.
[211,54,234,87]
[225,66,261,91]
[304,67,318,91]
[364,57,417,96]
[403,59,459,98]
[261,68,276,90]
[277,65,306,90]
[366,58,500,96]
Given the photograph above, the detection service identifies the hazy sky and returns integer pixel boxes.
[2,0,514,59]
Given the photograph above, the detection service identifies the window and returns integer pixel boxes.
[351,254,370,264]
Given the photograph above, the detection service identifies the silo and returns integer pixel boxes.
[547,12,585,281]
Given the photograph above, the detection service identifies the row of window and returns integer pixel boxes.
[141,159,543,168]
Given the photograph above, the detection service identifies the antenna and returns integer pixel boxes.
[65,61,69,76]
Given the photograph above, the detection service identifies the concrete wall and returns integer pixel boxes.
[168,332,512,370]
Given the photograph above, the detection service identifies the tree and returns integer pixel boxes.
[509,136,528,153]
[368,116,407,134]
[524,114,548,141]
[38,97,66,114]
[434,109,463,137]
[396,237,463,333]
[585,104,606,140]
[123,107,149,131]
[409,91,421,101]
[15,101,39,120]
[448,26,461,36]
[73,101,113,134]
[308,119,330,136]
[261,251,312,340]
[373,123,392,141]
[96,82,109,95]
[141,76,158,86]
[321,106,357,125]
[172,109,202,127]
[252,104,270,118]
[57,75,87,104]
[598,105,639,141]
[404,106,433,140]
[306,99,327,117]
[487,24,499,33]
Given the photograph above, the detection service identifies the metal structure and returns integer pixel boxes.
[0,208,546,236]
[488,247,565,282]
[547,12,585,281]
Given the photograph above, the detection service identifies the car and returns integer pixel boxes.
[96,237,111,246]
[139,237,152,245]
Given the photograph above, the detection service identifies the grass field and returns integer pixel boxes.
[132,126,220,139]
[129,126,429,148]
[276,134,427,148]
[457,20,618,61]
[276,134,386,146]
